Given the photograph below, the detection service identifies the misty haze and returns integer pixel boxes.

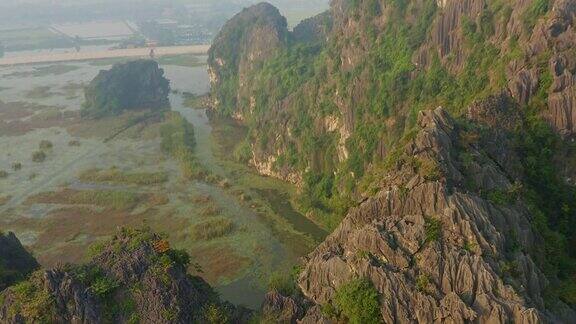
[1,0,575,323]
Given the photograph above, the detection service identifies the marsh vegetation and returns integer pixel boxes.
[0,58,321,309]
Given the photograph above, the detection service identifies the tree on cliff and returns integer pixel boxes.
[82,60,170,119]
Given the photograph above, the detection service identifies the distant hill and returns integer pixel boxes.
[82,60,170,119]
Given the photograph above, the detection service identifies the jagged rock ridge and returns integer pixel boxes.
[263,101,576,323]
[0,228,250,324]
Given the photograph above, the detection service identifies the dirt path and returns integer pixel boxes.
[0,45,210,66]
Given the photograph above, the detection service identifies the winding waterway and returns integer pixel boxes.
[165,65,326,307]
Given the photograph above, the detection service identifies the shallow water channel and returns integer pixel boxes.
[166,67,326,307]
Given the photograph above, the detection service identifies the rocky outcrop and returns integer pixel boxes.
[208,2,288,113]
[0,232,39,291]
[0,228,250,324]
[91,230,219,324]
[295,106,575,323]
[82,60,170,118]
[526,0,576,138]
[0,269,100,324]
[415,0,485,72]
[261,291,304,323]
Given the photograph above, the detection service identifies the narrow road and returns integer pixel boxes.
[0,45,210,66]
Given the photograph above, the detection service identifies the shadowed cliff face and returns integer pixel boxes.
[0,232,39,291]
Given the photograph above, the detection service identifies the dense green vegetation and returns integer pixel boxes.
[160,111,206,180]
[323,278,382,323]
[512,109,576,305]
[522,0,550,31]
[4,273,55,322]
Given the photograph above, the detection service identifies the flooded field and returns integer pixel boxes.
[0,58,324,308]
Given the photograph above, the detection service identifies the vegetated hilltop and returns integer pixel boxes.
[83,60,170,118]
[0,232,39,292]
[0,228,250,323]
[209,0,576,227]
[209,0,576,322]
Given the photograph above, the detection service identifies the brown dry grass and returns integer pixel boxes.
[190,218,233,241]
[0,195,12,206]
[189,244,251,284]
[27,206,149,266]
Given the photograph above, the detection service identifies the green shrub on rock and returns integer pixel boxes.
[332,278,382,324]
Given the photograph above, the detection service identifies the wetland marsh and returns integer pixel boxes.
[0,57,325,309]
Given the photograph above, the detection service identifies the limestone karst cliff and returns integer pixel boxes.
[294,105,574,323]
[261,100,576,323]
[210,0,576,322]
[208,0,576,230]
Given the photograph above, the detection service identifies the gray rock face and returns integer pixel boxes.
[1,258,99,324]
[92,231,217,324]
[261,291,304,323]
[43,270,102,324]
[518,0,576,138]
[296,107,575,323]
